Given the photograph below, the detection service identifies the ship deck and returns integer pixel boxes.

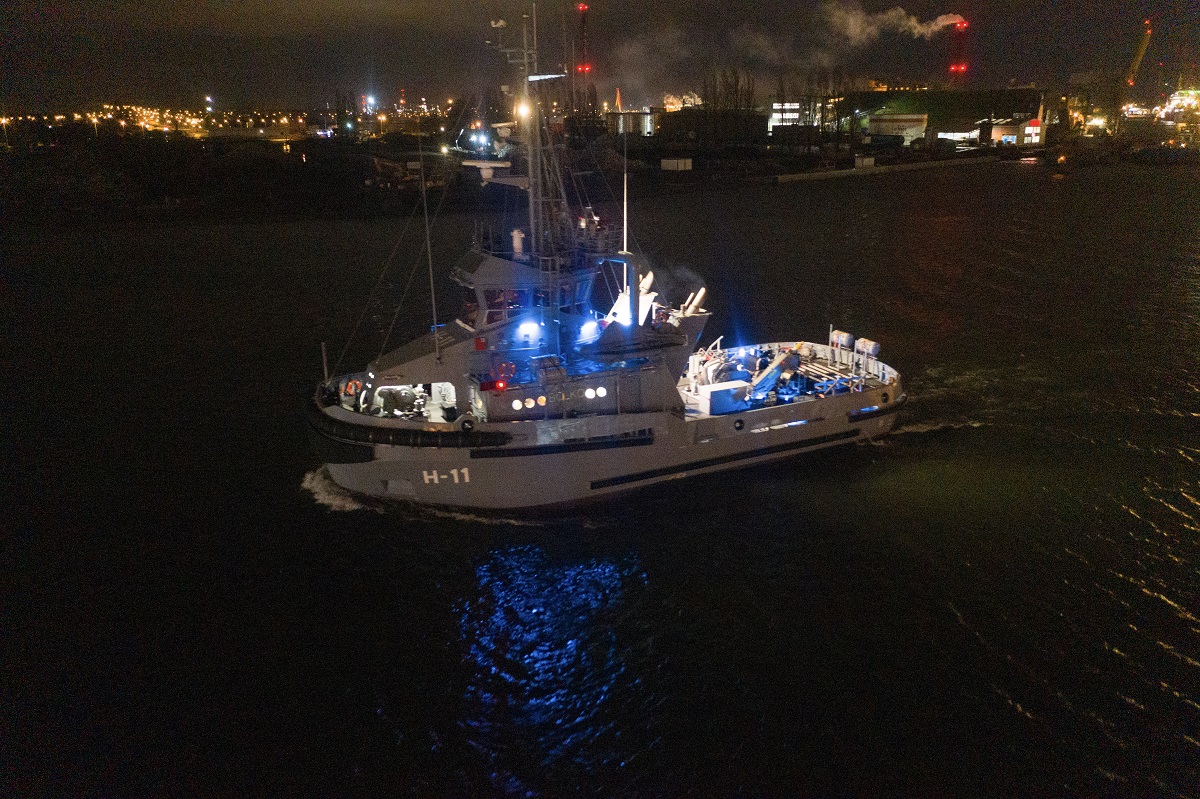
[677,340,897,419]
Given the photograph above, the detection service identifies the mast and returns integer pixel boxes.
[522,13,539,259]
[621,134,629,254]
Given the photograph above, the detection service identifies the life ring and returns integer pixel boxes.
[342,379,363,397]
[498,362,516,380]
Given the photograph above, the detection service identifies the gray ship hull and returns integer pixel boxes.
[319,380,904,511]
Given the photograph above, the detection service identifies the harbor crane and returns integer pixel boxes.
[1125,18,1153,87]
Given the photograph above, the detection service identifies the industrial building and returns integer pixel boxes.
[851,88,1046,147]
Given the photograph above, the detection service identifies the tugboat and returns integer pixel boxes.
[306,19,906,511]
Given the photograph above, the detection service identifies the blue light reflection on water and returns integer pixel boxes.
[456,545,644,785]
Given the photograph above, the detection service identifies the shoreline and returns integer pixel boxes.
[775,154,1001,182]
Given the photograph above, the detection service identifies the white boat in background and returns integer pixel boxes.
[305,15,906,511]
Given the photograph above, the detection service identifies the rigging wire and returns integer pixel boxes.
[377,159,456,359]
[332,192,423,376]
[419,115,441,363]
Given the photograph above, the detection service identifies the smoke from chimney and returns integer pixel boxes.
[823,2,965,47]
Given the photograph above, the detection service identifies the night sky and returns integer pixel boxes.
[2,1,1197,111]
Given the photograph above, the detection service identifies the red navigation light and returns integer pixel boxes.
[479,379,507,392]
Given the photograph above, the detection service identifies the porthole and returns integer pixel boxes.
[881,392,889,404]
[734,419,744,431]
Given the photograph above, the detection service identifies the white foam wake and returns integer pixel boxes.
[300,467,375,513]
[299,468,595,527]
[891,419,988,436]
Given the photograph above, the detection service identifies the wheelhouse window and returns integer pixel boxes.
[483,288,531,324]
[557,279,591,315]
[455,285,479,328]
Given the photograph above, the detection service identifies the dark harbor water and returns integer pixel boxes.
[4,160,1199,797]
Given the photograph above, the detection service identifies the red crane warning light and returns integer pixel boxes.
[577,3,588,11]
[949,18,968,77]
[576,63,592,73]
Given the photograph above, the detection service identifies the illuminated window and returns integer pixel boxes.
[596,386,607,398]
[524,398,535,409]
[484,289,507,324]
[585,388,596,399]
[537,396,547,406]
[512,399,523,410]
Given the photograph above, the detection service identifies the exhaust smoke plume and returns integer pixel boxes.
[823,1,965,46]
